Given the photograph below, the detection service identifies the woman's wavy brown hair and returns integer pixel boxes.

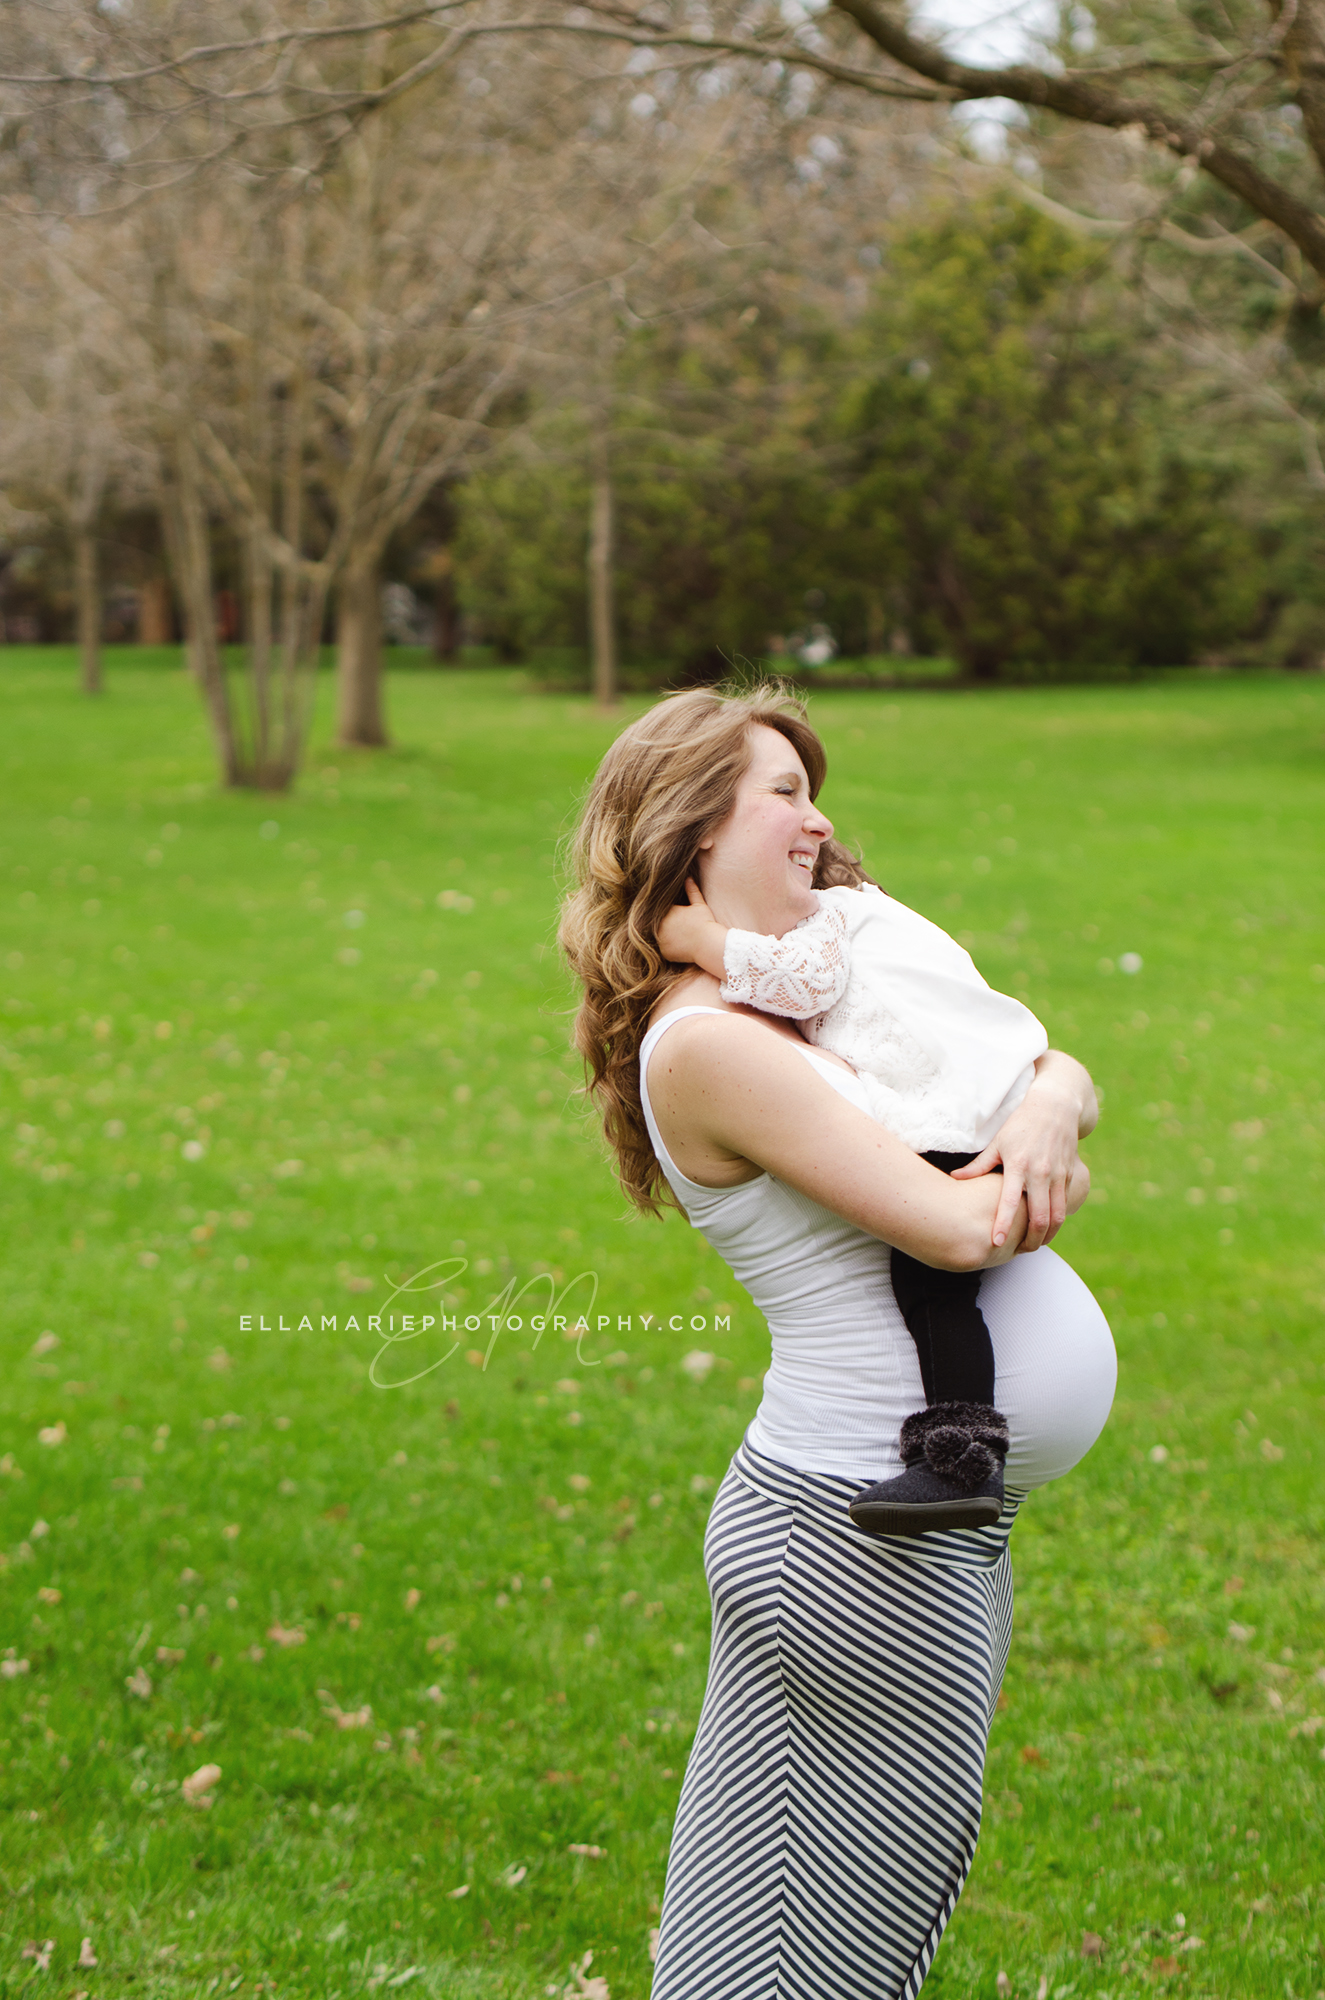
[559,682,872,1215]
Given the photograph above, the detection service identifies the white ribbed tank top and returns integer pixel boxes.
[638,1006,1118,1487]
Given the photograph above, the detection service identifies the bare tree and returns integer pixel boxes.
[0,224,153,691]
[7,0,1325,304]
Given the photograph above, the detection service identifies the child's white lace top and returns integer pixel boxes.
[720,884,1048,1153]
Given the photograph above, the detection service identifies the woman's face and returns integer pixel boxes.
[695,724,834,936]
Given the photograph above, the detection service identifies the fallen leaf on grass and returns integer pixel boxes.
[1019,1745,1044,1766]
[446,1884,469,1900]
[125,1667,152,1699]
[37,1423,67,1448]
[404,1588,421,1611]
[21,1942,53,1971]
[425,1634,456,1655]
[78,1938,97,1968]
[267,1624,306,1647]
[647,1929,659,1963]
[322,1700,372,1730]
[1081,1931,1104,1958]
[996,1975,1011,1996]
[1149,1956,1181,1978]
[499,1864,527,1887]
[156,1647,185,1666]
[182,1762,222,1805]
[1,1657,30,1680]
[565,1948,610,1999]
[569,1844,606,1859]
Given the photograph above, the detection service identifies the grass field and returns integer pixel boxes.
[1,649,1323,2000]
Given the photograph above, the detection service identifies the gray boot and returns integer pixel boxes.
[848,1402,1010,1538]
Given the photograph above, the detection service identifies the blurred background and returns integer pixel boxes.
[4,0,1325,765]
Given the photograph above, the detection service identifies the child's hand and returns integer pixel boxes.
[657,878,728,978]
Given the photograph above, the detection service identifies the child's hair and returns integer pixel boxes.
[816,839,879,891]
[559,682,873,1213]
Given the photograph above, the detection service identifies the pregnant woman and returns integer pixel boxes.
[559,684,1117,2000]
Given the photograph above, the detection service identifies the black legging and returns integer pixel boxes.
[889,1150,1000,1408]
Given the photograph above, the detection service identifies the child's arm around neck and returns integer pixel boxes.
[657,878,849,1023]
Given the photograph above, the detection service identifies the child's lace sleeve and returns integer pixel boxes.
[719,899,850,1020]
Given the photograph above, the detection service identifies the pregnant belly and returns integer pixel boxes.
[980,1247,1117,1488]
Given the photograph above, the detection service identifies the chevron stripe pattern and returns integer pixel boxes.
[651,1438,1021,2000]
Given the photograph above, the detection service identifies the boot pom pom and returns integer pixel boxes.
[923,1426,996,1486]
[898,1403,1011,1493]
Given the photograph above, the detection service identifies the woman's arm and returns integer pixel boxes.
[647,1009,1084,1271]
[950,1048,1098,1252]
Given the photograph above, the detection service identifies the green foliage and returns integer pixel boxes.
[836,199,1259,676]
[1,653,1323,1997]
[454,315,833,682]
[455,198,1264,682]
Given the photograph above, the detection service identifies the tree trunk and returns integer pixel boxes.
[171,441,246,784]
[588,430,617,708]
[246,526,274,778]
[336,556,389,747]
[74,527,102,695]
[138,576,174,645]
[432,549,460,662]
[158,496,201,681]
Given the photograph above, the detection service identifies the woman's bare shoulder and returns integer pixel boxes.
[646,986,812,1087]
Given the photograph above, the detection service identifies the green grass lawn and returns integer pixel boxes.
[1,649,1323,2000]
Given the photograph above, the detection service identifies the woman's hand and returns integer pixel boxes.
[657,878,729,979]
[950,1049,1099,1251]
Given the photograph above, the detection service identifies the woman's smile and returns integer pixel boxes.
[698,725,834,935]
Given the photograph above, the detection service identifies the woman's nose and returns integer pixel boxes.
[807,805,834,842]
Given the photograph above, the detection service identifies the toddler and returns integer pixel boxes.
[658,857,1048,1536]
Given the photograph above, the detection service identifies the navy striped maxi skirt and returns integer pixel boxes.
[650,1436,1022,2000]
